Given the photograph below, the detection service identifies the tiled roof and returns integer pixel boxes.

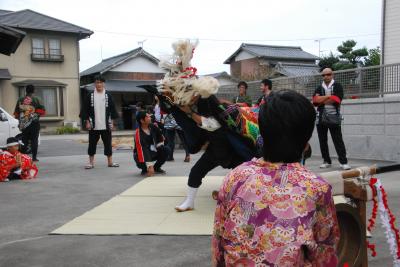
[274,62,320,77]
[0,9,92,39]
[0,10,13,15]
[80,47,160,76]
[224,43,319,64]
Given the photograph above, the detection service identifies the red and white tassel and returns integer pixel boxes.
[374,179,400,266]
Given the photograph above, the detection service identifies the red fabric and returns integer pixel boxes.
[35,108,46,116]
[134,130,144,163]
[329,95,341,104]
[0,151,38,181]
[312,96,319,106]
[20,153,38,179]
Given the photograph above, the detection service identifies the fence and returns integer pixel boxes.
[217,63,400,101]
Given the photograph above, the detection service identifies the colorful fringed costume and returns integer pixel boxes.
[217,104,260,146]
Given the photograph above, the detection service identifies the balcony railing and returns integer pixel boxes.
[218,63,400,100]
[31,53,64,62]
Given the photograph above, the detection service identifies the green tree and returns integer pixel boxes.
[318,52,339,71]
[333,40,368,70]
[364,47,381,66]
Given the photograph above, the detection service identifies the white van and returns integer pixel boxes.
[0,107,21,148]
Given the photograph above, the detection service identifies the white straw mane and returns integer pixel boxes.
[158,40,219,105]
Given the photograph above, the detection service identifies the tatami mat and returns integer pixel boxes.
[51,173,343,236]
[51,176,224,235]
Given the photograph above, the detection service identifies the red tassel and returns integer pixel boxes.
[180,67,197,78]
[367,178,379,233]
[367,241,377,257]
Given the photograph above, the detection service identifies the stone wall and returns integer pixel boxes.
[310,97,400,162]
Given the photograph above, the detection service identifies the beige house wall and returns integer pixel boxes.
[0,31,82,130]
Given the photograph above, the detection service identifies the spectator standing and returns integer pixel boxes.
[256,78,272,106]
[313,68,350,170]
[14,84,45,161]
[81,76,119,169]
[232,81,252,107]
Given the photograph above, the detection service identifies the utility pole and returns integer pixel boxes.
[314,39,324,58]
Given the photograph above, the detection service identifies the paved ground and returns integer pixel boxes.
[0,138,399,267]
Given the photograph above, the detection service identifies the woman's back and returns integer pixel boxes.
[213,158,339,266]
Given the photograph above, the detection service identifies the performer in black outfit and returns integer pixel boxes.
[141,40,258,212]
[172,95,256,211]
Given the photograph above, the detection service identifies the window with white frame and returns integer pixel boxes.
[19,86,64,117]
[48,39,61,59]
[32,38,45,58]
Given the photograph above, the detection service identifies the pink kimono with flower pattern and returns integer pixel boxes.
[212,159,340,267]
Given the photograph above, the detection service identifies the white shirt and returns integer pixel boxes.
[321,80,337,115]
[94,89,106,130]
[199,116,221,131]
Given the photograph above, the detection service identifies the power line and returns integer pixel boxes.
[94,30,379,43]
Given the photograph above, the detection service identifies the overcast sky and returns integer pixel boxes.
[1,0,382,74]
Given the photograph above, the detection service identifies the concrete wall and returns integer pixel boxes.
[0,31,81,130]
[309,97,400,162]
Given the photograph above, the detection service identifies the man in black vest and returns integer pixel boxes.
[256,78,272,106]
[313,68,350,170]
[81,76,119,169]
[133,111,169,176]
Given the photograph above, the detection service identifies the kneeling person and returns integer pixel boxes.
[0,137,38,182]
[134,111,169,176]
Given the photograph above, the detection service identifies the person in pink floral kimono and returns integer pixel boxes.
[212,90,340,267]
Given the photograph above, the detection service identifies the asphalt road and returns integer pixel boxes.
[0,138,399,267]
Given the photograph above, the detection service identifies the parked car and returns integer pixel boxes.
[0,107,21,148]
